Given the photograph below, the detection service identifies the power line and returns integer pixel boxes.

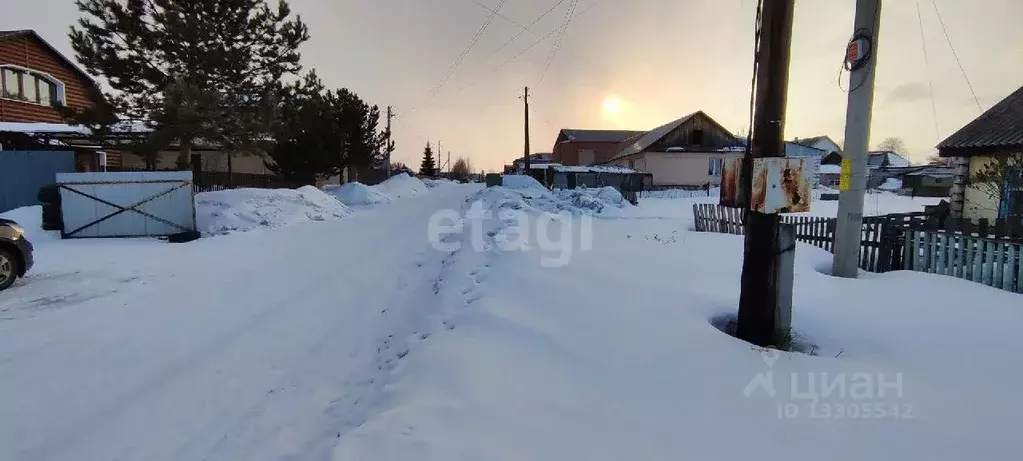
[930,0,983,112]
[468,0,605,73]
[538,0,581,84]
[425,0,508,101]
[426,0,606,106]
[469,0,567,55]
[915,0,940,141]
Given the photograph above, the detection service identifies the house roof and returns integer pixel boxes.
[606,111,740,162]
[868,151,911,168]
[607,112,699,162]
[792,135,842,152]
[0,29,98,90]
[557,129,645,144]
[938,84,1023,157]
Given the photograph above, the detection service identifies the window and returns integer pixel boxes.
[708,158,724,176]
[38,77,54,106]
[0,66,62,106]
[628,159,635,169]
[24,74,37,102]
[1,68,18,98]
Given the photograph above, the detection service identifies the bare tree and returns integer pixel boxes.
[967,153,1023,217]
[876,137,908,156]
[451,157,473,182]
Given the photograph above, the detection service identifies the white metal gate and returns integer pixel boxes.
[57,171,197,238]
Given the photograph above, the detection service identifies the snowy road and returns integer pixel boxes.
[0,184,479,461]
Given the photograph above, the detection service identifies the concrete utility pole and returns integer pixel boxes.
[736,0,796,348]
[385,106,395,178]
[523,86,531,173]
[832,0,883,278]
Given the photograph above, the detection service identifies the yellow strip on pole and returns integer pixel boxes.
[839,158,852,191]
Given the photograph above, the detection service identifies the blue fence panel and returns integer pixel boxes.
[0,150,76,213]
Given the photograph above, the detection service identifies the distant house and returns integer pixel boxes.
[0,29,112,171]
[868,151,911,168]
[505,152,554,173]
[793,135,842,156]
[601,111,744,187]
[784,141,829,187]
[0,30,98,124]
[552,129,645,166]
[940,84,1023,220]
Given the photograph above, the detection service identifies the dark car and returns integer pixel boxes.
[0,218,34,291]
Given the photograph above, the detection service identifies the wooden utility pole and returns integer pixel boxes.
[385,106,395,178]
[523,86,531,172]
[736,0,797,348]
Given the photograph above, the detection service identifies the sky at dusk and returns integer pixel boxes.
[3,0,1021,171]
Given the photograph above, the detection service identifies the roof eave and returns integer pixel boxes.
[938,144,1023,158]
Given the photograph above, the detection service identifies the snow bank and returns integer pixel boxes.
[500,174,545,190]
[0,205,59,243]
[878,177,903,191]
[325,182,392,206]
[374,173,429,199]
[422,178,456,189]
[196,186,353,235]
[472,185,630,216]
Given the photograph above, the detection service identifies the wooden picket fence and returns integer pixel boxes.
[691,204,908,273]
[904,229,1023,294]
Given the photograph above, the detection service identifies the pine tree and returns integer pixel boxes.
[69,0,309,167]
[420,143,437,177]
[265,71,341,185]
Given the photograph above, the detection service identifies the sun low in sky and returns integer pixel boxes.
[599,95,626,124]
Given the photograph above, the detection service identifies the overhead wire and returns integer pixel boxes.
[930,0,983,112]
[915,0,941,142]
[469,0,568,60]
[429,0,606,104]
[424,0,508,102]
[537,0,581,84]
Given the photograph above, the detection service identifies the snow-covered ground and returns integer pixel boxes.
[0,182,1012,461]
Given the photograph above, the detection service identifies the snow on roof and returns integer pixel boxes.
[819,164,842,174]
[552,165,638,174]
[0,122,89,135]
[559,129,645,143]
[0,120,153,136]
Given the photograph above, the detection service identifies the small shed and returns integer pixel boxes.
[541,165,652,203]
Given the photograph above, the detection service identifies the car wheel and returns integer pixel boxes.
[0,248,20,291]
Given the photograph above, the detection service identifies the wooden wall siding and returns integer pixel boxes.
[651,114,736,151]
[0,35,96,123]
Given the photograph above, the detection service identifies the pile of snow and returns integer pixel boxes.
[0,205,59,243]
[374,173,429,199]
[500,174,546,190]
[325,182,392,206]
[472,184,630,216]
[878,177,904,191]
[196,186,353,235]
[422,178,457,189]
